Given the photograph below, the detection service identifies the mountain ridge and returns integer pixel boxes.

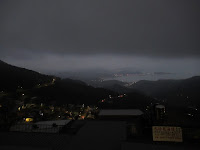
[0,60,57,91]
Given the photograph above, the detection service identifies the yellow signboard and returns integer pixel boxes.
[152,126,183,142]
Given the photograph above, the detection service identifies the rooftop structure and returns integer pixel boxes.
[70,121,127,150]
[155,105,165,109]
[98,109,145,136]
[35,120,71,126]
[10,120,72,133]
[1,120,200,150]
[99,109,143,116]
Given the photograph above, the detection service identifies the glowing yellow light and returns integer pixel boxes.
[25,118,33,122]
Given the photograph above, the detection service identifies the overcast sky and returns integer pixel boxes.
[0,0,200,75]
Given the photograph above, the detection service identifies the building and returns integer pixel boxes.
[98,109,144,136]
[98,109,143,120]
[1,120,127,150]
[10,120,72,133]
[1,120,200,150]
[155,104,166,123]
[69,121,127,150]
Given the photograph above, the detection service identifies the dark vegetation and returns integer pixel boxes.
[0,60,116,105]
[31,79,116,105]
[0,60,56,91]
[98,91,155,109]
[131,77,200,107]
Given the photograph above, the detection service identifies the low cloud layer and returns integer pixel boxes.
[1,50,200,76]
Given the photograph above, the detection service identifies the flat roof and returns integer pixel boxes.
[35,120,71,126]
[99,109,143,116]
[10,120,71,133]
[70,121,126,150]
[155,105,165,109]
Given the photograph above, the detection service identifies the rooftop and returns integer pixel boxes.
[99,109,143,116]
[69,121,127,150]
[35,120,71,126]
[10,120,71,133]
[155,105,165,109]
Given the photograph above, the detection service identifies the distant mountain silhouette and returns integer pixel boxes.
[0,60,116,105]
[131,76,200,106]
[0,60,56,91]
[31,78,116,105]
[0,60,168,106]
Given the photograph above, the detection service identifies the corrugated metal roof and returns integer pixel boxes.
[99,109,143,116]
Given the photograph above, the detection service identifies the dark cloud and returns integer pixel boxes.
[0,0,200,57]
